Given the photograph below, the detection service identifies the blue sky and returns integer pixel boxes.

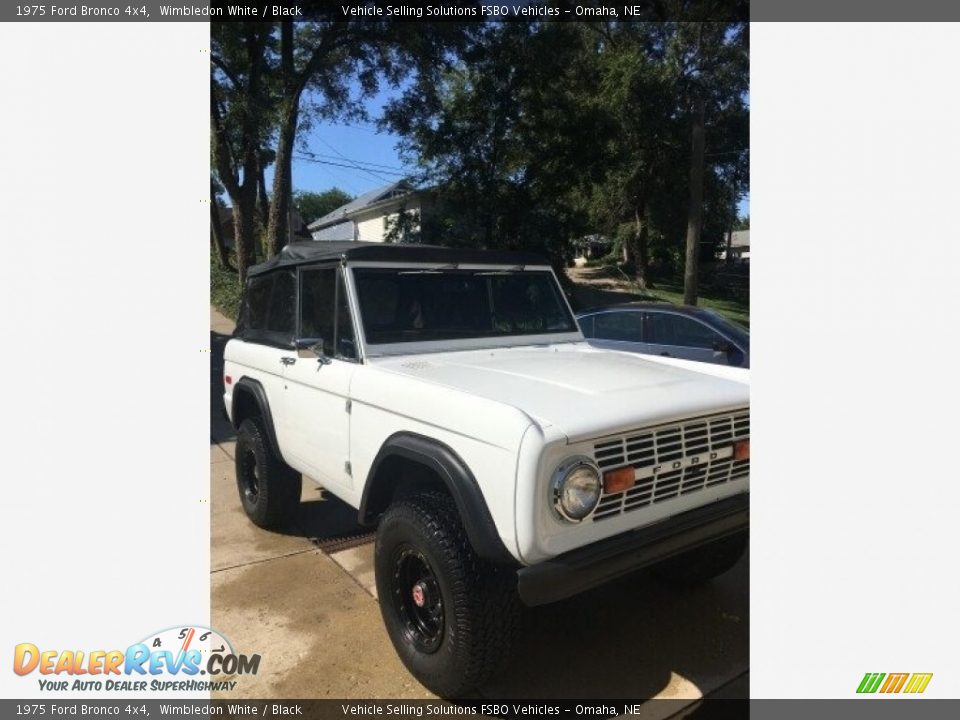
[264,86,413,198]
[269,85,750,219]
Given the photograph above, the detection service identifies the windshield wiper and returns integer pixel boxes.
[398,264,459,274]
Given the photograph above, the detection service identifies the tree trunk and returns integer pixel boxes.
[210,186,232,271]
[683,96,706,306]
[210,26,267,285]
[256,151,270,232]
[233,189,257,284]
[633,201,650,290]
[231,126,263,284]
[267,105,298,257]
[267,21,298,258]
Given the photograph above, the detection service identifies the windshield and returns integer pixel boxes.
[703,309,750,343]
[353,268,577,345]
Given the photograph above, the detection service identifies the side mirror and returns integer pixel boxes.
[296,338,330,363]
[713,340,733,354]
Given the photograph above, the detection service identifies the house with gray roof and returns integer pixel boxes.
[720,229,750,262]
[307,180,421,243]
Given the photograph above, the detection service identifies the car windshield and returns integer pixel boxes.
[353,267,577,345]
[702,309,750,343]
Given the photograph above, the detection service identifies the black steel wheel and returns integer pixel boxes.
[374,492,520,697]
[392,546,445,653]
[237,446,261,505]
[234,417,300,530]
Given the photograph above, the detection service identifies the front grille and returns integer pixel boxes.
[591,410,749,521]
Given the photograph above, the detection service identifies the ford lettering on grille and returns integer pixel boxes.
[591,410,749,521]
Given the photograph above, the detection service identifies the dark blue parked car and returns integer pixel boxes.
[576,302,750,368]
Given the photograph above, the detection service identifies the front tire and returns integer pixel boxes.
[234,417,300,530]
[374,493,520,697]
[653,532,748,586]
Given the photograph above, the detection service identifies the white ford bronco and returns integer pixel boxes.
[222,242,749,696]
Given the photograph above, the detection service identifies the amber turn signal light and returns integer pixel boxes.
[603,466,636,494]
[733,439,750,461]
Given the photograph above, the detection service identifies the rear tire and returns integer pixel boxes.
[653,532,748,586]
[235,417,300,530]
[374,492,520,697]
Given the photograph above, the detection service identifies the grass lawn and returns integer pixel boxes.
[640,280,750,329]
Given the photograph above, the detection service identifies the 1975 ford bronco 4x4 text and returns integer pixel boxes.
[222,241,749,696]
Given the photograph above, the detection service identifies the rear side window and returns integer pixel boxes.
[592,311,644,342]
[244,275,273,332]
[648,313,721,349]
[238,270,296,346]
[268,271,295,335]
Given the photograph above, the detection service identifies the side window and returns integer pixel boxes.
[240,271,295,345]
[244,275,273,332]
[593,311,644,342]
[648,313,721,349]
[299,268,335,356]
[267,271,295,336]
[336,271,358,360]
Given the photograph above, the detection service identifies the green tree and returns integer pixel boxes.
[663,21,749,304]
[583,23,685,288]
[265,21,474,256]
[211,23,274,284]
[384,23,593,265]
[386,20,747,285]
[292,188,353,225]
[212,21,473,280]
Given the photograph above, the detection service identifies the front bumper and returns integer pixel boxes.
[516,492,748,606]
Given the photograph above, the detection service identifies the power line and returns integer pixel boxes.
[315,136,397,183]
[309,153,406,173]
[325,121,381,134]
[293,154,408,179]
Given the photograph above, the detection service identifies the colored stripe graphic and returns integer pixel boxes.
[857,673,885,693]
[880,673,909,693]
[858,672,932,694]
[904,673,933,694]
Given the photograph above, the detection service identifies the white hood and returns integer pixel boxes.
[372,343,749,443]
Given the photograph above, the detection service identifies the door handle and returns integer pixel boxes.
[280,357,296,366]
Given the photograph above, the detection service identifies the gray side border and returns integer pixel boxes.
[751,0,960,20]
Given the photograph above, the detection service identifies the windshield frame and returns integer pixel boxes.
[344,261,584,358]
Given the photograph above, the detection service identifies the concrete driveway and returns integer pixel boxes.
[209,308,748,704]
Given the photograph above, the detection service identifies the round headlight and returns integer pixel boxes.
[551,458,601,522]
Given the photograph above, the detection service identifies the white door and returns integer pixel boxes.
[279,266,359,493]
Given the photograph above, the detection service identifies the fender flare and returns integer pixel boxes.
[359,432,516,566]
[231,377,282,459]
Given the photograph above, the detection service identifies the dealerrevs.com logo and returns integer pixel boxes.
[857,672,933,695]
[13,626,260,692]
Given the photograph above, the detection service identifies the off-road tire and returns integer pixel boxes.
[653,532,748,586]
[234,418,300,530]
[374,492,520,697]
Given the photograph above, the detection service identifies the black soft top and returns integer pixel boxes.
[248,241,549,277]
